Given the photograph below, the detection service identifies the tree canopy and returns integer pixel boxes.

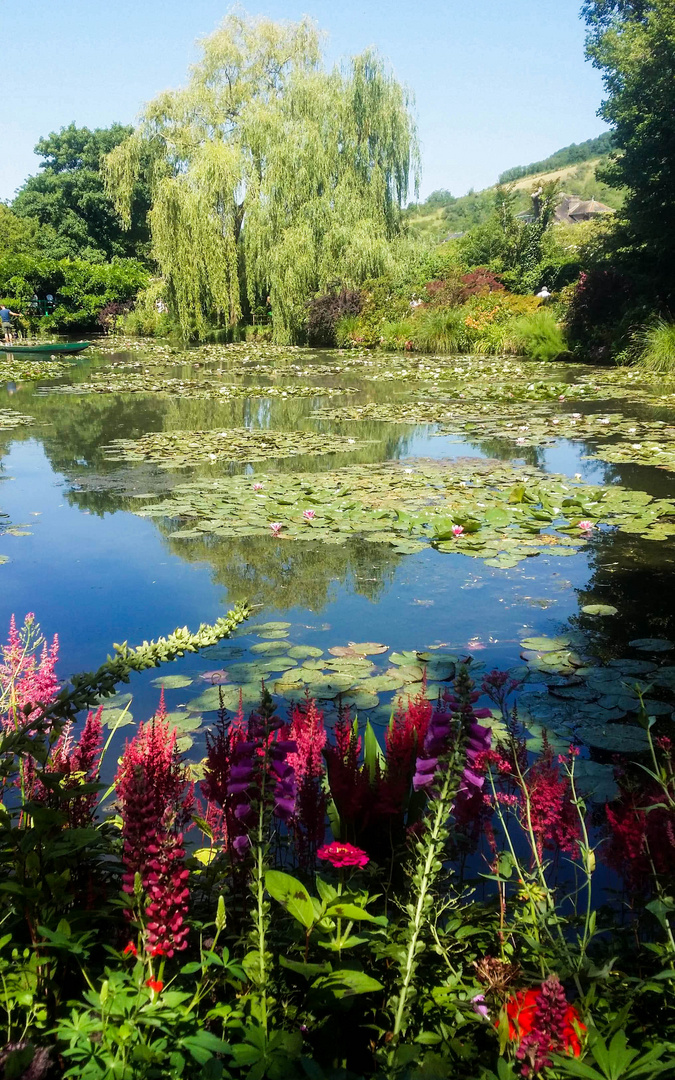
[12,123,152,263]
[584,0,675,294]
[105,12,419,341]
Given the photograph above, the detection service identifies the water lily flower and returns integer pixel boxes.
[516,438,526,446]
[558,394,566,401]
[574,473,582,481]
[452,524,464,536]
[599,417,611,424]
[269,522,283,536]
[578,520,594,532]
[552,418,560,425]
[303,509,316,520]
[571,412,581,419]
[253,483,263,491]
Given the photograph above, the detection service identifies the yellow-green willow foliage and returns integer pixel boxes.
[105,12,419,341]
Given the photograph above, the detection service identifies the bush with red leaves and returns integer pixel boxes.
[306,287,363,346]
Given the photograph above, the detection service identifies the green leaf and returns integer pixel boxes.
[311,968,383,998]
[325,903,381,923]
[280,956,331,978]
[265,870,316,929]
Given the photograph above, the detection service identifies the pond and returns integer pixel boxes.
[2,339,675,796]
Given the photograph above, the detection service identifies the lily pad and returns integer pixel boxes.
[151,674,194,689]
[574,725,649,753]
[582,604,618,616]
[629,638,674,652]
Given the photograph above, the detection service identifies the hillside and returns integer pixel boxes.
[407,135,623,243]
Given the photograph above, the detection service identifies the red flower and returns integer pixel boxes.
[317,842,369,869]
[501,978,585,1076]
[145,978,163,993]
[123,941,138,957]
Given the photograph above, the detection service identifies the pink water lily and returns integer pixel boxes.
[452,524,464,537]
[269,522,283,536]
[578,520,594,532]
[253,483,263,492]
[303,509,316,520]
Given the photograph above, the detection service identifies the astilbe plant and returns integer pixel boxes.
[114,691,194,957]
[0,613,60,733]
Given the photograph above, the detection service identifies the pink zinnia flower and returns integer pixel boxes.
[303,509,316,520]
[269,522,283,536]
[452,524,464,536]
[578,520,594,532]
[317,841,369,869]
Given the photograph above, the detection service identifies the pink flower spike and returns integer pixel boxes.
[303,509,316,520]
[269,522,283,536]
[578,520,594,532]
[452,524,464,537]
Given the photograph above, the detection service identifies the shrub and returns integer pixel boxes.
[512,308,569,361]
[636,319,675,377]
[458,266,504,300]
[306,286,363,347]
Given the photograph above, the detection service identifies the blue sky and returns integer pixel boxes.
[2,0,607,204]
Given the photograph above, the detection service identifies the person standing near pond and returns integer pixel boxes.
[0,304,20,343]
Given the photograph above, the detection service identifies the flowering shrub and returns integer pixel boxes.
[3,614,675,1079]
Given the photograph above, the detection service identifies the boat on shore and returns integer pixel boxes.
[0,341,92,356]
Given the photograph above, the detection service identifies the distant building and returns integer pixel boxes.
[554,194,616,224]
[517,191,616,225]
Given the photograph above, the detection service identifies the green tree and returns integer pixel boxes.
[12,123,151,263]
[583,0,675,294]
[0,204,39,256]
[105,12,418,341]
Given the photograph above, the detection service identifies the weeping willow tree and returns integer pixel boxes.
[105,11,419,341]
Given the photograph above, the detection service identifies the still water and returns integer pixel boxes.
[1,341,674,762]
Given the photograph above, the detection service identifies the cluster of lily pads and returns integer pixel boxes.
[133,457,675,569]
[512,630,675,792]
[0,358,73,383]
[102,428,368,466]
[40,371,355,399]
[0,408,36,429]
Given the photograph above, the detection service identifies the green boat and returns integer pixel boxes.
[0,340,92,356]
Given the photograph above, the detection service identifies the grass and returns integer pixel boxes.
[636,319,675,376]
[512,309,568,362]
[409,307,469,353]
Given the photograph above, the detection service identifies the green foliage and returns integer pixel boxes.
[105,13,418,342]
[12,123,152,263]
[635,319,675,376]
[583,1,675,310]
[408,306,469,353]
[511,309,569,361]
[0,253,149,332]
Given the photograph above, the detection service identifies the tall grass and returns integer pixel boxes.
[512,309,568,362]
[335,314,362,346]
[636,319,675,376]
[410,307,469,353]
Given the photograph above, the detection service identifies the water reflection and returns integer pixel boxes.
[2,341,675,673]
